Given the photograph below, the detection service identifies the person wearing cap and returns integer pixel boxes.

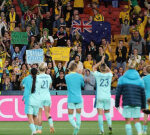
[136,11,148,38]
[115,61,146,135]
[119,5,130,24]
[142,65,150,134]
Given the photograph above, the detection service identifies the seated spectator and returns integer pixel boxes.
[111,68,119,89]
[93,9,104,22]
[86,40,97,59]
[84,69,95,91]
[128,48,141,67]
[129,30,145,56]
[54,26,68,47]
[53,60,68,78]
[10,45,26,64]
[116,40,127,70]
[83,54,94,71]
[2,76,13,91]
[53,70,67,90]
[69,55,83,73]
[72,33,83,47]
[95,46,109,67]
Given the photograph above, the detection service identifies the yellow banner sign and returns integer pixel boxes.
[51,47,70,61]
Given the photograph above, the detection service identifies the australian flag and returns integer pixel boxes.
[72,20,111,44]
[72,20,92,35]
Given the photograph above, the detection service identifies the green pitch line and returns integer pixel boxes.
[0,121,149,135]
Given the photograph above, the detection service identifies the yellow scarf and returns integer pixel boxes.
[9,12,16,31]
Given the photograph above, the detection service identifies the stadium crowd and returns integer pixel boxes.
[0,0,150,91]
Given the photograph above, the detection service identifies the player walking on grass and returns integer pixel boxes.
[115,62,146,135]
[65,63,84,135]
[142,65,150,135]
[36,62,55,134]
[93,56,113,135]
[22,68,39,135]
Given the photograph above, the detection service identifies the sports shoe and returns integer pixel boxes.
[73,126,79,135]
[50,126,55,133]
[36,130,42,134]
[99,131,104,135]
[109,127,112,134]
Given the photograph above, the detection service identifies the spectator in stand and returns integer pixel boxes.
[84,69,95,91]
[10,44,26,64]
[19,64,29,82]
[0,17,7,37]
[17,0,29,30]
[40,28,54,45]
[101,38,113,68]
[86,40,97,59]
[30,19,40,36]
[72,33,83,47]
[69,55,83,73]
[53,70,67,90]
[128,48,141,67]
[63,1,73,28]
[46,68,54,80]
[121,19,130,35]
[73,46,85,62]
[118,66,124,78]
[53,60,68,78]
[39,10,54,36]
[116,40,127,70]
[28,35,37,49]
[53,0,62,28]
[11,71,20,90]
[6,6,20,31]
[119,5,130,24]
[138,58,147,74]
[145,27,150,54]
[95,46,109,67]
[73,0,84,14]
[111,68,119,89]
[83,54,94,71]
[129,30,146,56]
[2,76,13,91]
[140,66,147,78]
[54,26,68,47]
[136,11,148,38]
[93,9,104,22]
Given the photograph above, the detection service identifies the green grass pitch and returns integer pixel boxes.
[0,121,149,135]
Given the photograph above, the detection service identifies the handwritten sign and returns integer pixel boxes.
[11,32,28,45]
[26,49,44,64]
[51,47,70,61]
